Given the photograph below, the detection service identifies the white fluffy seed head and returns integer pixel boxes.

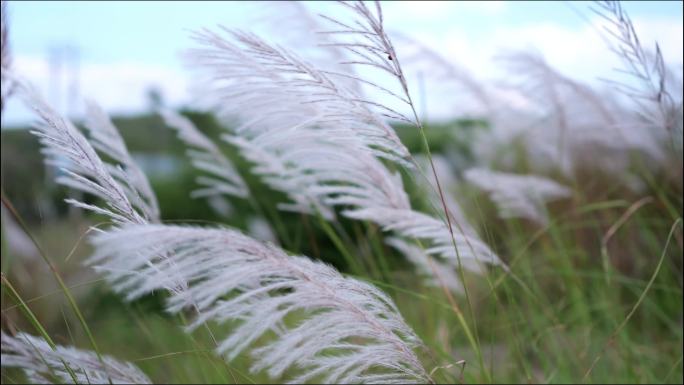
[11,77,147,225]
[84,101,160,222]
[1,332,151,384]
[188,4,504,277]
[188,27,411,166]
[160,108,249,200]
[90,223,430,384]
[464,168,572,225]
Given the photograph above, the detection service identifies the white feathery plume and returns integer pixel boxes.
[412,154,479,239]
[159,109,249,199]
[189,28,410,166]
[490,53,616,178]
[472,3,682,188]
[313,1,501,267]
[316,1,416,121]
[84,101,160,222]
[16,77,429,383]
[261,1,364,94]
[386,237,472,294]
[89,224,430,384]
[189,27,404,217]
[500,51,667,174]
[466,49,672,196]
[1,331,151,384]
[360,208,501,267]
[592,0,681,136]
[229,127,500,270]
[464,168,572,225]
[11,77,146,225]
[189,2,503,272]
[226,134,336,220]
[14,78,192,298]
[330,148,499,266]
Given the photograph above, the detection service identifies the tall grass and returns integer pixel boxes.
[1,1,682,384]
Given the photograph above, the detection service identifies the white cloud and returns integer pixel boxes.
[389,1,505,19]
[391,12,682,121]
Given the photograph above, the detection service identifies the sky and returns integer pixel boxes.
[2,1,683,125]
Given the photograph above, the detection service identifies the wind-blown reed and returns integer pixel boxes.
[160,109,249,200]
[1,332,151,384]
[188,1,503,281]
[90,224,430,384]
[10,68,431,383]
[11,78,148,225]
[464,168,572,225]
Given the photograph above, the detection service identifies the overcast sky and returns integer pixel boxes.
[2,1,682,125]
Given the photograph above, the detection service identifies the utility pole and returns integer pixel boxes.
[46,43,82,221]
[47,43,80,118]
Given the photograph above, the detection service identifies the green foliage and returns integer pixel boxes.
[1,113,682,384]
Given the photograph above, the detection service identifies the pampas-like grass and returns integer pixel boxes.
[188,2,503,275]
[593,0,681,136]
[3,1,681,383]
[189,28,410,166]
[501,52,667,177]
[411,154,480,239]
[187,26,404,218]
[226,134,336,220]
[464,168,572,225]
[263,1,364,95]
[316,1,419,126]
[11,78,146,225]
[84,101,160,222]
[396,1,681,193]
[89,224,430,384]
[386,237,474,294]
[226,126,500,270]
[159,109,249,200]
[16,77,430,383]
[1,332,151,384]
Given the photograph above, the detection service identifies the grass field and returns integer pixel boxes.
[2,122,682,383]
[1,1,682,384]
